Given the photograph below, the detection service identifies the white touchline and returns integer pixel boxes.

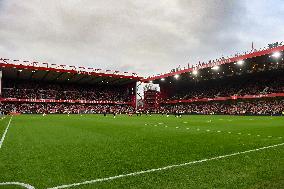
[47,142,284,189]
[0,182,35,189]
[0,116,13,149]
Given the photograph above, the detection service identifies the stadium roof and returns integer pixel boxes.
[0,58,142,85]
[144,45,284,82]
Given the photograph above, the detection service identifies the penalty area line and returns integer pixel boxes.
[47,142,284,189]
[0,116,13,149]
[0,182,35,189]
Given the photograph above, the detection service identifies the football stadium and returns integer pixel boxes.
[0,1,284,189]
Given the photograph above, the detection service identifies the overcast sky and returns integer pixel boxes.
[0,0,283,76]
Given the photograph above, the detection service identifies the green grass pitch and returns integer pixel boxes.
[0,114,283,189]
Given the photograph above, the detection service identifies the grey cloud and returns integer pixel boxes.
[0,0,283,76]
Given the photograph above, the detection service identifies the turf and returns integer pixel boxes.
[0,114,283,189]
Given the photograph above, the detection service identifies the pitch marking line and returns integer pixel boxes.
[148,124,283,140]
[47,142,284,189]
[0,116,13,149]
[0,182,35,189]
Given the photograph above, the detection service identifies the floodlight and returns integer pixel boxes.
[174,74,179,79]
[161,78,165,81]
[211,66,220,71]
[272,52,281,58]
[192,70,198,75]
[237,60,244,65]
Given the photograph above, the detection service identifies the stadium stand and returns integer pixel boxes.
[2,79,132,102]
[163,70,284,101]
[145,44,284,115]
[0,43,284,115]
[0,57,140,114]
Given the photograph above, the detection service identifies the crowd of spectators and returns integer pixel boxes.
[2,79,132,102]
[0,103,134,114]
[1,99,283,116]
[159,99,284,116]
[2,99,283,115]
[1,69,284,115]
[167,72,284,101]
[0,79,136,115]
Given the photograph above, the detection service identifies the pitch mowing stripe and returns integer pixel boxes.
[0,116,13,149]
[47,142,284,189]
[0,182,35,189]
